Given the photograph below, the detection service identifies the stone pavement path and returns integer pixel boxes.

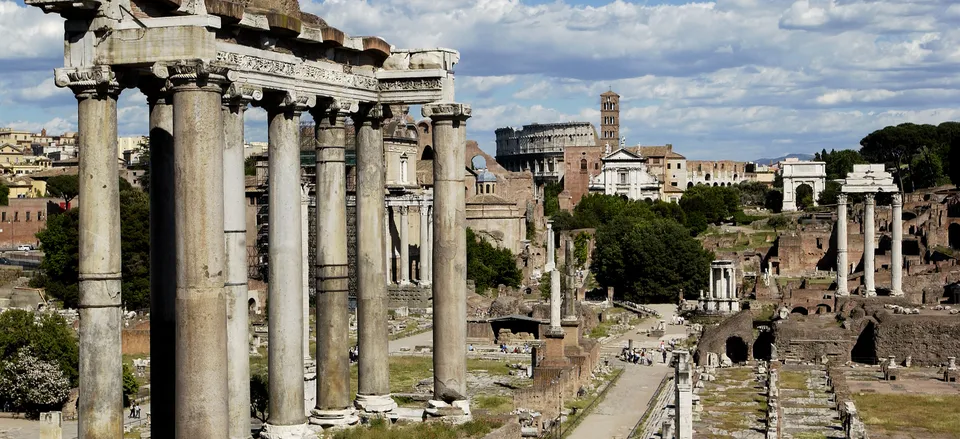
[0,403,148,439]
[389,328,433,353]
[567,304,688,439]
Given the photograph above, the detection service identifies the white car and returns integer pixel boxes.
[16,245,32,251]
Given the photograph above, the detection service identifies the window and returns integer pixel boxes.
[667,163,671,169]
[13,212,18,222]
[580,159,587,172]
[37,211,43,221]
[2,212,6,222]
[619,172,627,184]
[25,212,29,222]
[594,163,599,170]
[671,182,678,187]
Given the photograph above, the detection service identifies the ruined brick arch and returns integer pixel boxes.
[791,306,809,315]
[815,304,832,314]
[726,336,749,363]
[421,145,434,161]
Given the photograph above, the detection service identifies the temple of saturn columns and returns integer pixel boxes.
[29,0,471,437]
[836,164,901,297]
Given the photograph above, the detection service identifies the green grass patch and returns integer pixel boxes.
[854,393,960,436]
[331,417,503,439]
[793,433,828,439]
[473,394,514,414]
[779,371,808,390]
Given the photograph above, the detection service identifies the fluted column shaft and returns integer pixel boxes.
[836,194,848,296]
[419,204,429,284]
[864,194,876,296]
[355,104,395,412]
[892,193,903,296]
[171,72,229,439]
[425,207,433,284]
[147,89,176,439]
[384,206,392,284]
[310,102,355,423]
[66,67,123,439]
[547,222,560,331]
[400,206,410,284]
[302,190,311,364]
[424,103,472,402]
[223,87,256,439]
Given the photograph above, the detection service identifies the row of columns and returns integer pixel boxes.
[64,63,471,438]
[384,203,433,286]
[836,193,903,297]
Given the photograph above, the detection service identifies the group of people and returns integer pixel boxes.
[128,401,142,419]
[671,315,686,325]
[621,341,670,365]
[348,345,359,363]
[498,343,532,354]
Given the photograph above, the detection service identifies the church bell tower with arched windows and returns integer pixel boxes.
[600,89,620,147]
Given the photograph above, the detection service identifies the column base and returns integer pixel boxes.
[354,394,397,413]
[308,408,360,429]
[399,280,412,286]
[261,422,310,439]
[836,289,849,297]
[418,281,431,287]
[890,290,904,297]
[424,399,472,423]
[865,289,877,297]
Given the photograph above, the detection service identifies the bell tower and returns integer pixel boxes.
[600,89,620,148]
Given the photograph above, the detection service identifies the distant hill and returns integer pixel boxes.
[753,153,815,165]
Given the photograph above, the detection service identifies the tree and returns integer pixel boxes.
[36,182,151,310]
[817,181,842,206]
[466,228,522,292]
[573,232,590,266]
[738,181,770,207]
[860,123,939,192]
[0,310,79,387]
[0,347,70,417]
[679,185,739,226]
[592,217,713,303]
[543,182,564,217]
[911,147,947,189]
[767,215,790,233]
[795,184,814,211]
[250,372,269,424]
[764,190,783,213]
[815,149,866,180]
[0,181,9,206]
[133,143,151,193]
[46,175,80,207]
[245,156,258,177]
[122,363,139,406]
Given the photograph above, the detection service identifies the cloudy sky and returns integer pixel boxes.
[2,0,960,160]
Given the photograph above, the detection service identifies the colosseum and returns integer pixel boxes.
[495,122,599,192]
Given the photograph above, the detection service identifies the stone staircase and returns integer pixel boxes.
[778,365,845,439]
[692,367,766,439]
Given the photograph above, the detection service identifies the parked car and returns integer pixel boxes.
[16,245,32,251]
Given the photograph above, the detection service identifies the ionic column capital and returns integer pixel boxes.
[222,82,263,110]
[421,102,472,121]
[151,60,232,92]
[55,66,123,100]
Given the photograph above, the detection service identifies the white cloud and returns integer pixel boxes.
[0,1,63,60]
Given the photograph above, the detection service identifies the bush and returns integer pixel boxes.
[467,228,522,292]
[0,348,70,417]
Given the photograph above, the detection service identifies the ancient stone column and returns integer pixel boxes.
[59,66,124,439]
[302,186,311,365]
[423,102,472,407]
[709,265,715,300]
[355,103,396,413]
[545,221,555,271]
[145,84,176,439]
[419,203,429,285]
[425,206,434,284]
[674,350,693,439]
[384,206,393,284]
[864,193,876,297]
[400,206,410,284]
[223,84,260,439]
[168,64,230,438]
[263,92,313,437]
[836,193,849,296]
[309,100,359,427]
[891,193,903,296]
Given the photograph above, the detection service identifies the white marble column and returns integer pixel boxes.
[709,267,715,300]
[547,222,561,332]
[355,103,395,413]
[384,206,392,284]
[419,203,429,285]
[424,102,472,408]
[891,193,904,296]
[263,93,313,438]
[169,65,230,439]
[60,66,124,439]
[836,194,849,296]
[545,222,555,272]
[399,206,410,284]
[223,85,259,439]
[301,186,311,365]
[425,206,433,284]
[864,193,876,297]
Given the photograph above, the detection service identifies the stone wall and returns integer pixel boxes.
[874,314,960,365]
[558,146,604,211]
[122,328,150,355]
[387,284,432,309]
[481,420,522,439]
[695,310,755,364]
[773,319,857,364]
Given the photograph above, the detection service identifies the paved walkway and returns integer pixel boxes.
[567,304,688,439]
[389,329,434,353]
[0,403,148,439]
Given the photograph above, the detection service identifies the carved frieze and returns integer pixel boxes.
[378,78,443,92]
[421,103,471,119]
[215,51,378,91]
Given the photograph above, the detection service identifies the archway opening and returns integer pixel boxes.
[795,183,814,211]
[851,321,877,365]
[950,224,960,250]
[471,155,487,170]
[421,145,435,161]
[725,336,749,363]
[753,331,774,361]
[791,307,809,316]
[687,182,694,189]
[815,304,832,315]
[248,298,257,314]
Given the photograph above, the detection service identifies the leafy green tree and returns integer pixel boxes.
[678,185,739,226]
[46,175,80,207]
[764,190,783,213]
[573,232,590,266]
[543,182,564,217]
[245,156,258,177]
[36,182,151,310]
[0,310,78,386]
[738,181,770,207]
[815,149,866,180]
[650,200,686,225]
[122,363,139,406]
[250,372,269,424]
[466,228,522,292]
[592,217,713,303]
[911,147,947,189]
[817,181,842,206]
[767,215,791,233]
[795,184,814,210]
[0,181,9,206]
[860,123,939,192]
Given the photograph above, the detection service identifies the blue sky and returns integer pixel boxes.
[3,0,960,161]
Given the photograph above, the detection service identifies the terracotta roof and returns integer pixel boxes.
[601,90,620,97]
[636,146,685,160]
[664,186,685,193]
[468,194,513,205]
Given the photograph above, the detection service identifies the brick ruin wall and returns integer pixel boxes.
[695,310,755,363]
[874,314,960,366]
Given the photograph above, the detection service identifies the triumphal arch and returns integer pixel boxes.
[28,0,472,437]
